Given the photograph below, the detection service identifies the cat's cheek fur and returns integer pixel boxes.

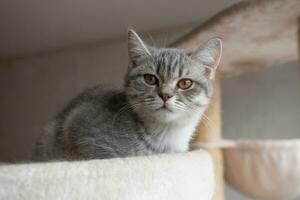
[192,93,211,106]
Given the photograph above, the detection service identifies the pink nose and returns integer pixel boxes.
[158,93,173,102]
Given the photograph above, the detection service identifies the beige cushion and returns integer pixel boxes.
[194,139,300,200]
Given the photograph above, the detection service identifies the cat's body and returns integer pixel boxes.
[34,30,222,161]
[34,87,204,160]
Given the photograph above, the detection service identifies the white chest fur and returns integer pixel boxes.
[146,113,203,153]
[162,122,198,152]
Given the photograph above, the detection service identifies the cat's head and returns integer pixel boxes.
[125,29,222,123]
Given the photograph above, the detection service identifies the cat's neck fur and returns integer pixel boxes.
[141,109,204,153]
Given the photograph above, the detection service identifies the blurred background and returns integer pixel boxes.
[0,0,299,199]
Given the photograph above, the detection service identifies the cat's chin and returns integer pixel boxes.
[133,104,188,123]
[151,108,183,123]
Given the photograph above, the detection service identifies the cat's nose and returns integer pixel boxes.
[158,93,173,102]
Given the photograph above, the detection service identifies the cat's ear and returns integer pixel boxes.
[128,29,152,66]
[191,37,222,79]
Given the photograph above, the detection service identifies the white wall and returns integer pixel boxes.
[0,37,299,200]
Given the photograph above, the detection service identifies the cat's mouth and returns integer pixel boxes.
[156,104,173,112]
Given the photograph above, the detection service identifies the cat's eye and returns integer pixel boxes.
[177,79,193,90]
[144,74,158,85]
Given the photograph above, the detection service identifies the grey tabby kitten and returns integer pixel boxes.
[34,29,222,161]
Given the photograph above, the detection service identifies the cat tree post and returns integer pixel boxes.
[193,71,224,200]
[195,70,225,200]
[298,18,300,63]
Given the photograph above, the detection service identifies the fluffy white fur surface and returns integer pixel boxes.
[0,150,214,200]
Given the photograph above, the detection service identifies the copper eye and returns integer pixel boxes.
[177,79,193,90]
[144,74,158,85]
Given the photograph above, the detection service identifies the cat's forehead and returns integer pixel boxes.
[153,48,189,63]
[149,48,204,79]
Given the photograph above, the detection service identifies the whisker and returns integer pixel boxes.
[173,102,186,111]
[200,114,217,134]
[112,100,156,127]
[146,32,156,47]
[162,31,170,48]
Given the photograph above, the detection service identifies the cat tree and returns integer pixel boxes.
[0,0,299,200]
[171,0,300,199]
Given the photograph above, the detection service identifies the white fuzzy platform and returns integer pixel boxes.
[0,150,214,200]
